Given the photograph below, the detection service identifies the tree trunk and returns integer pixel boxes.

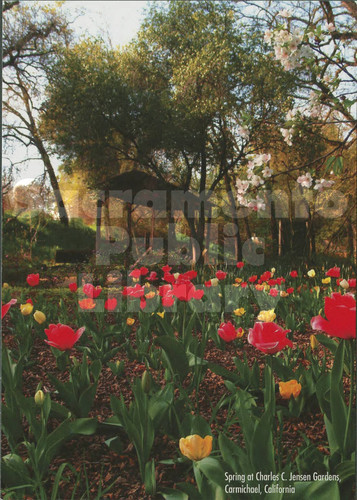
[103,189,111,241]
[36,139,69,226]
[17,71,69,225]
[224,173,242,261]
[124,202,133,267]
[270,201,279,256]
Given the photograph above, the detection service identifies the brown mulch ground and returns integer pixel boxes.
[1,306,353,499]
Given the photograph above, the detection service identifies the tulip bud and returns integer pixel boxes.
[173,273,180,280]
[33,310,46,324]
[310,334,318,350]
[141,370,151,393]
[2,282,9,288]
[271,268,276,275]
[20,303,34,315]
[34,390,45,406]
[339,279,349,290]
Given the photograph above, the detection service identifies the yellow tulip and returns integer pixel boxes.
[157,311,165,318]
[179,435,212,461]
[271,267,276,275]
[307,269,316,278]
[321,277,331,284]
[34,390,45,406]
[310,334,319,350]
[257,309,276,322]
[33,310,46,324]
[126,317,135,326]
[235,278,242,284]
[279,380,301,399]
[145,291,156,299]
[210,278,219,287]
[280,291,289,297]
[2,283,10,288]
[173,273,180,280]
[233,307,246,317]
[20,303,33,316]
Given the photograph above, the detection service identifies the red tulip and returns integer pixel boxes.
[269,288,279,297]
[105,298,117,311]
[290,271,298,278]
[69,282,78,292]
[148,271,158,281]
[172,282,204,302]
[1,298,17,319]
[27,273,39,287]
[178,271,197,282]
[204,280,212,288]
[163,272,175,284]
[26,298,33,305]
[83,284,102,298]
[326,266,340,278]
[129,268,141,279]
[236,262,244,269]
[311,292,356,339]
[162,265,172,273]
[260,271,272,282]
[44,323,85,351]
[287,287,294,294]
[348,279,356,288]
[216,270,227,280]
[158,285,174,307]
[248,322,293,354]
[122,284,145,298]
[248,275,257,283]
[218,321,240,342]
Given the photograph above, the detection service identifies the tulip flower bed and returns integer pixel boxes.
[1,263,356,499]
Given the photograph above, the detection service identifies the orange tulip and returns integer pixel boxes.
[279,380,301,399]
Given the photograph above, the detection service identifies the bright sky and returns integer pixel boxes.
[8,0,151,186]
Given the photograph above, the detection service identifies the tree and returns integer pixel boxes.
[2,1,74,225]
[42,0,297,263]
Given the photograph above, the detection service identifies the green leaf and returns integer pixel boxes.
[330,341,347,451]
[155,336,190,383]
[196,457,226,489]
[251,410,275,474]
[70,417,98,435]
[144,459,156,495]
[315,334,338,355]
[334,459,356,483]
[1,454,31,488]
[207,362,239,382]
[292,480,340,500]
[105,436,124,455]
[159,488,189,500]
